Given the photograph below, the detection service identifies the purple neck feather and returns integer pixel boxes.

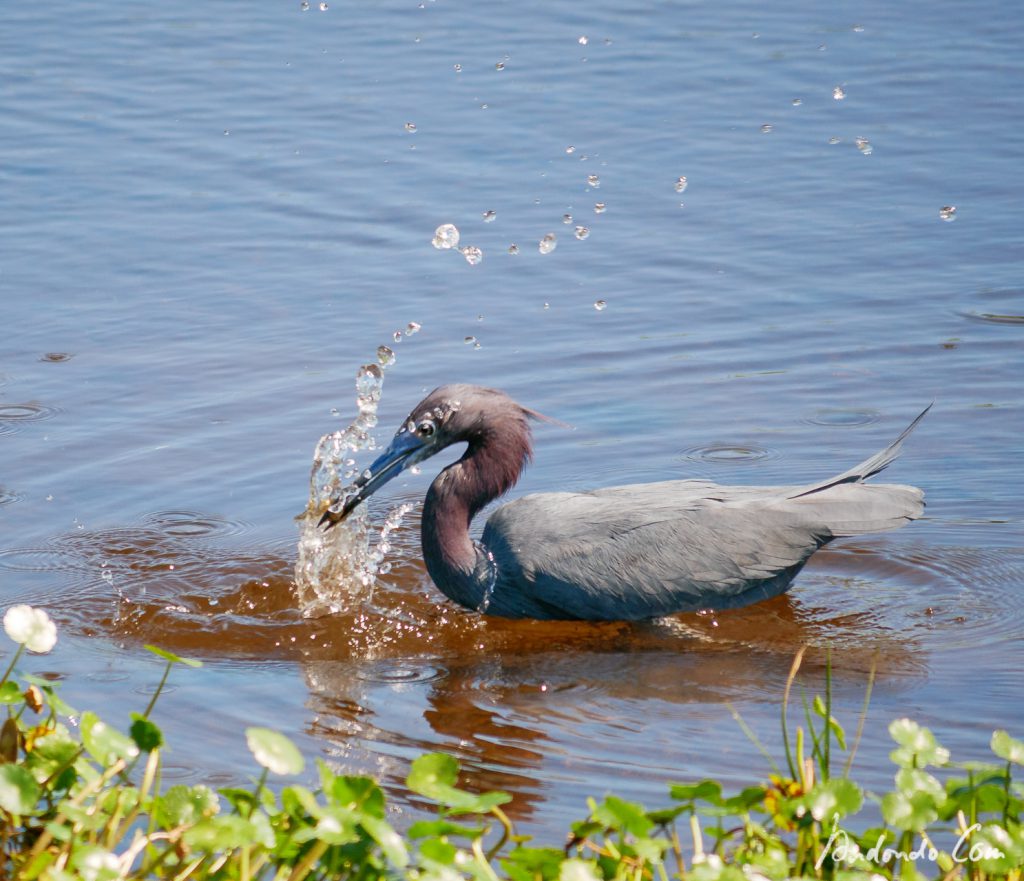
[421,418,532,608]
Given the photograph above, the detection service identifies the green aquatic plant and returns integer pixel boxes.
[0,607,1021,880]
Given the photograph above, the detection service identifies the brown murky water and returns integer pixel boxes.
[2,0,1022,836]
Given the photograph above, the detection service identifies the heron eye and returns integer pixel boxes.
[418,419,436,438]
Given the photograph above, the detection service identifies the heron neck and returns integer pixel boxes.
[421,438,524,610]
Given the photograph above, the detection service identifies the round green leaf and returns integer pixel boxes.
[144,645,203,668]
[803,778,863,822]
[0,763,40,815]
[129,714,163,752]
[81,711,140,764]
[991,730,1024,765]
[245,727,304,776]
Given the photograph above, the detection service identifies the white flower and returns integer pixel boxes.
[3,605,58,653]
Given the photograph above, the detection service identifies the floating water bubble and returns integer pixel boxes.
[432,223,460,249]
[594,299,607,311]
[376,345,395,368]
[566,145,575,154]
[760,123,773,133]
[594,202,606,213]
[404,122,417,133]
[578,35,589,45]
[939,205,957,222]
[507,244,519,255]
[405,321,421,336]
[562,213,572,224]
[855,136,872,155]
[495,61,505,71]
[833,86,846,100]
[460,245,483,265]
[539,233,557,254]
[674,176,688,193]
[587,174,600,188]
[482,209,496,222]
[575,226,589,240]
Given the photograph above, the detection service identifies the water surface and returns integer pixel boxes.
[2,0,1022,833]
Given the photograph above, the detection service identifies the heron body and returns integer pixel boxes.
[321,385,929,621]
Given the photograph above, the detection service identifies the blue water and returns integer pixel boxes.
[2,0,1022,833]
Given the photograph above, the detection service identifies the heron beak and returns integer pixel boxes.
[319,430,426,529]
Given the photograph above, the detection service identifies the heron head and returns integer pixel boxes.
[319,384,544,529]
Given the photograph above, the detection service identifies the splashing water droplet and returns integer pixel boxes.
[404,122,417,133]
[405,321,421,336]
[578,35,589,45]
[376,345,396,368]
[562,213,573,224]
[566,145,575,154]
[792,97,803,106]
[760,123,773,133]
[482,209,496,222]
[833,86,846,100]
[464,336,477,346]
[301,0,309,9]
[453,63,462,72]
[939,205,957,222]
[852,24,865,32]
[393,330,403,343]
[319,1,328,9]
[460,245,483,265]
[574,226,590,240]
[539,233,557,254]
[543,302,550,309]
[594,202,606,214]
[507,244,519,255]
[410,465,421,475]
[855,136,872,155]
[674,176,688,193]
[828,136,841,145]
[587,174,600,188]
[495,61,505,71]
[594,299,607,311]
[432,223,460,250]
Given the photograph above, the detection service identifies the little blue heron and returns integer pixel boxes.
[320,385,929,621]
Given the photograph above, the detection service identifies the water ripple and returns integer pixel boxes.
[802,408,880,427]
[680,443,780,465]
[0,402,61,425]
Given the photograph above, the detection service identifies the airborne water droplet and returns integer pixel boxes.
[674,176,688,193]
[562,213,572,224]
[594,299,607,311]
[833,86,846,100]
[578,35,589,45]
[792,97,803,106]
[376,345,396,368]
[939,205,957,222]
[405,321,421,336]
[760,123,773,133]
[460,245,483,265]
[594,202,606,214]
[855,136,872,155]
[482,209,496,222]
[507,243,519,255]
[404,122,417,133]
[587,174,600,188]
[566,145,575,154]
[539,233,557,254]
[575,226,589,240]
[453,63,462,72]
[828,136,841,145]
[464,336,477,345]
[495,61,505,71]
[432,223,460,249]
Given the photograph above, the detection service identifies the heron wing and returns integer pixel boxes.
[482,481,827,620]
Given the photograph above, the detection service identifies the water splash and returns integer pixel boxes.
[294,342,416,613]
[474,541,498,613]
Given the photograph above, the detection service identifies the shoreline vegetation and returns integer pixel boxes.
[1,607,1021,880]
